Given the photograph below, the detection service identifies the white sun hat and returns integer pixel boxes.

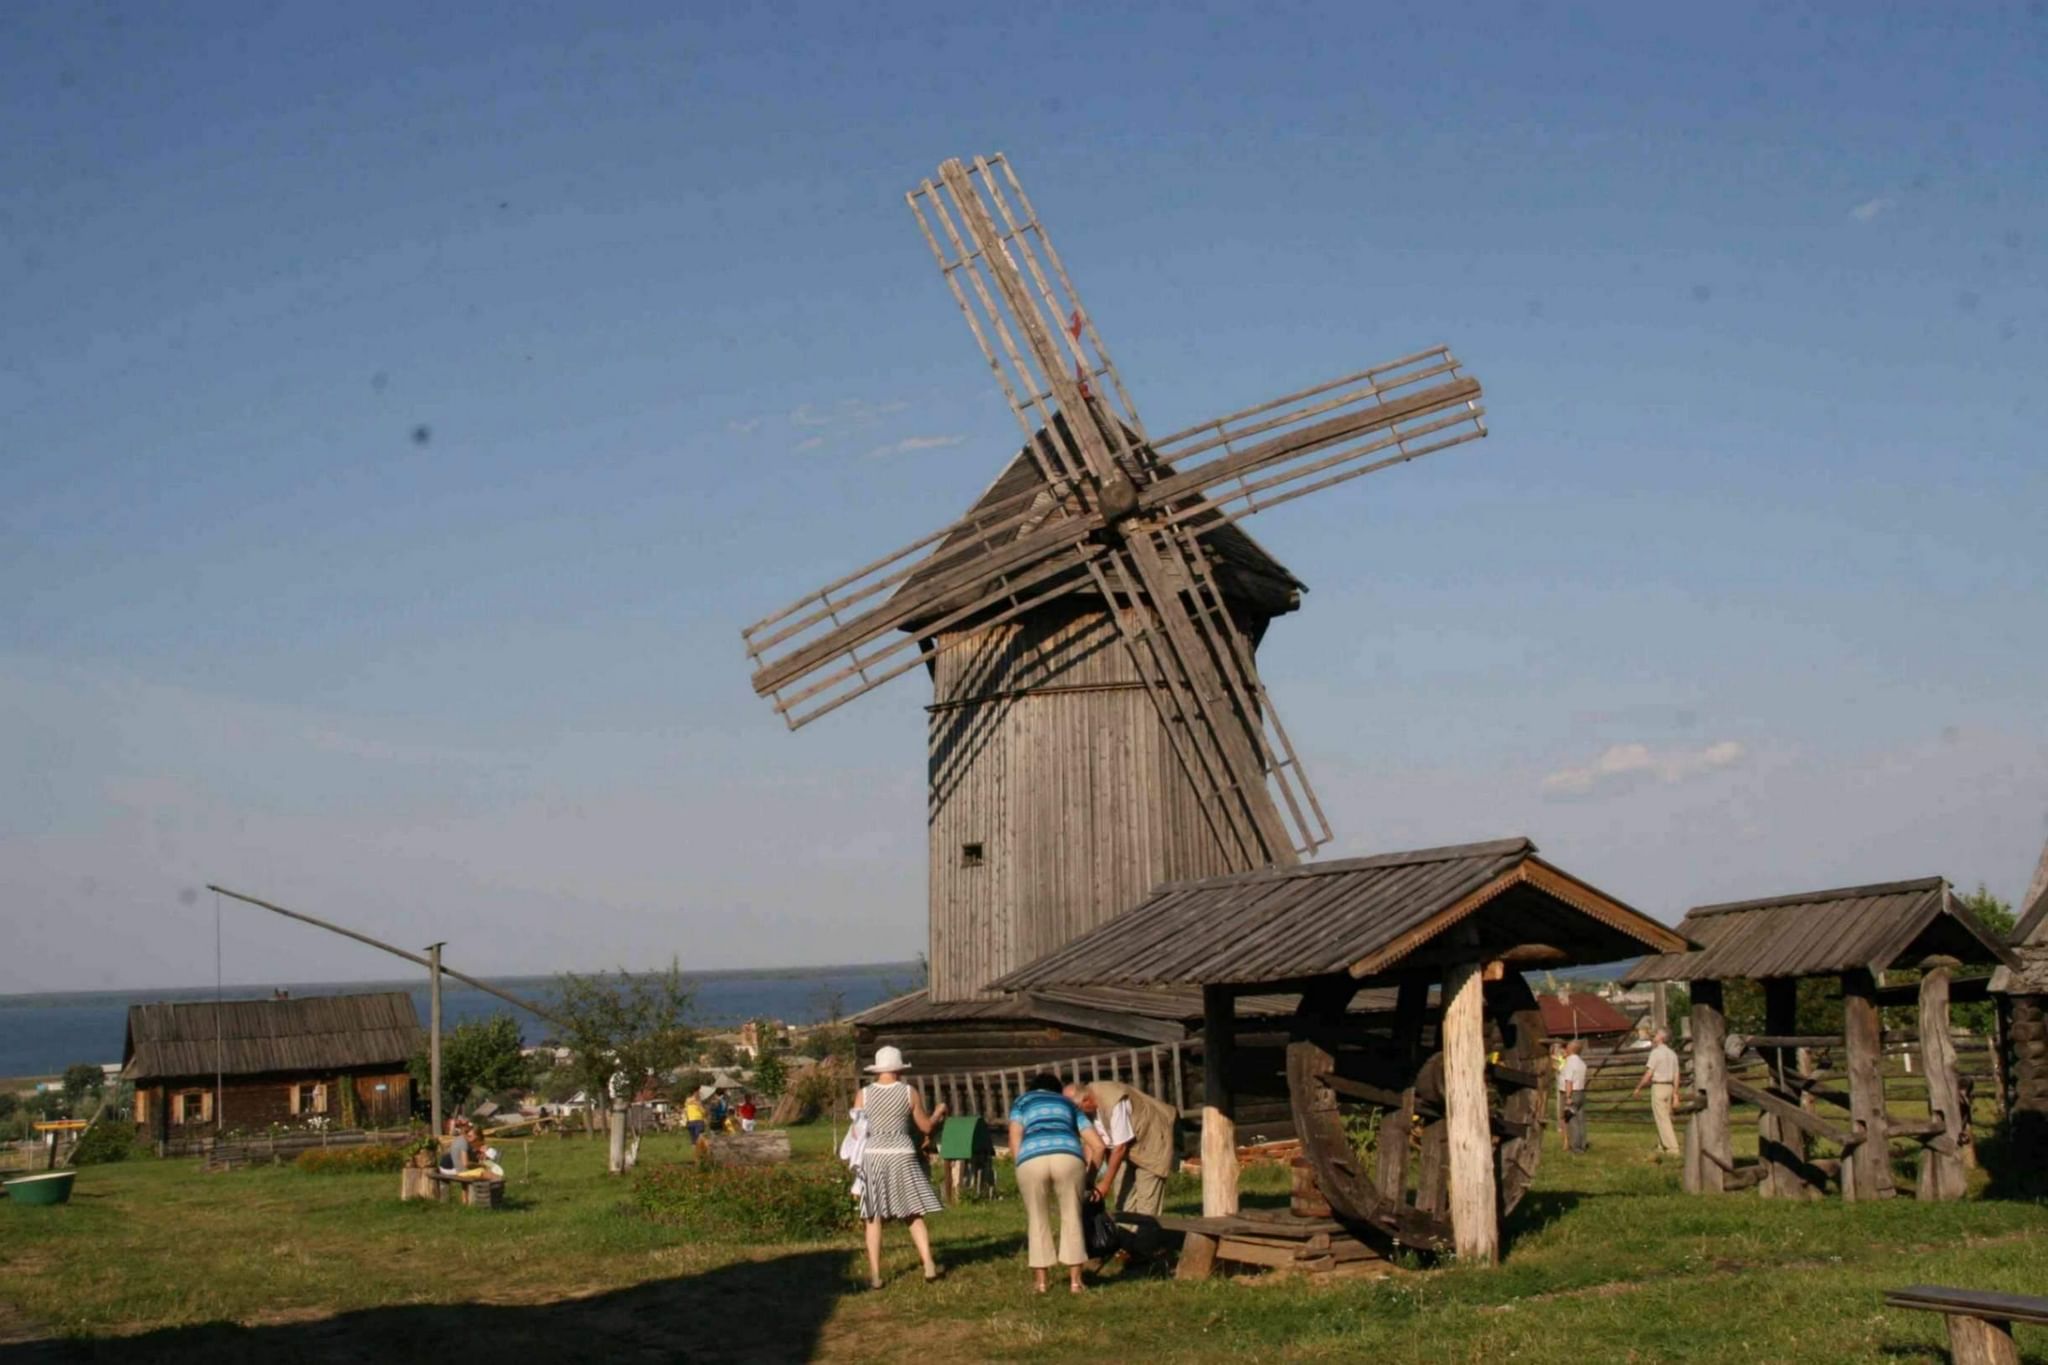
[864,1045,912,1073]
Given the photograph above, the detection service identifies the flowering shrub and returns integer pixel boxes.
[632,1160,855,1241]
[295,1144,409,1175]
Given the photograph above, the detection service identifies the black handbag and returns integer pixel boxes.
[1082,1191,1120,1258]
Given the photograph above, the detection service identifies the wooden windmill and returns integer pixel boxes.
[744,155,1487,1008]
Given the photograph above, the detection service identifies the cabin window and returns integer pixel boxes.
[960,841,985,868]
[174,1090,211,1125]
[291,1082,328,1115]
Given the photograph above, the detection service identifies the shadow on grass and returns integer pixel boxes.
[1504,1189,1584,1243]
[0,1248,853,1365]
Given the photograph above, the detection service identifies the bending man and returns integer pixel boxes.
[1069,1079,1176,1218]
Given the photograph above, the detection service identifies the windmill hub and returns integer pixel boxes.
[1096,471,1140,526]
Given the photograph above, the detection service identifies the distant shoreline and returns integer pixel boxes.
[0,958,925,1007]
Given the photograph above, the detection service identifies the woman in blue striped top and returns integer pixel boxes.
[1008,1072,1105,1294]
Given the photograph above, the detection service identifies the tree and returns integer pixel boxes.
[1953,884,2016,1034]
[62,1063,102,1109]
[752,1051,788,1098]
[408,1014,533,1115]
[703,1039,740,1068]
[0,1091,17,1121]
[552,961,698,1114]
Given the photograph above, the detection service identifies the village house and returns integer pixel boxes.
[123,992,422,1140]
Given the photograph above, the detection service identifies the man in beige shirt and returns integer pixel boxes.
[1069,1079,1176,1217]
[1631,1029,1682,1154]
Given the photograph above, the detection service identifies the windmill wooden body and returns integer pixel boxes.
[745,154,1487,1037]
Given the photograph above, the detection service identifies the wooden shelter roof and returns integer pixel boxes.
[896,412,1304,630]
[1624,877,2017,984]
[123,991,423,1082]
[991,837,1686,992]
[850,982,1398,1035]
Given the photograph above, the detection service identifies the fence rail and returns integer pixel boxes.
[911,1040,1196,1129]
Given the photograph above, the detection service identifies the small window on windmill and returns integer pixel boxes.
[960,842,985,868]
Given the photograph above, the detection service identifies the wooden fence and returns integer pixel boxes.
[911,1040,1196,1128]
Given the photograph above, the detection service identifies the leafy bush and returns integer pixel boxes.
[295,1144,409,1175]
[632,1160,856,1241]
[69,1121,148,1166]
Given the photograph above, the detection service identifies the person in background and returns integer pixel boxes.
[1010,1072,1106,1295]
[1067,1079,1175,1221]
[1630,1028,1682,1156]
[853,1046,948,1290]
[438,1117,474,1173]
[682,1090,708,1142]
[1559,1039,1590,1154]
[709,1090,729,1132]
[738,1094,758,1133]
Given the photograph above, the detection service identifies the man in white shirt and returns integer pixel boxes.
[1067,1080,1175,1218]
[1630,1029,1682,1155]
[1559,1040,1590,1153]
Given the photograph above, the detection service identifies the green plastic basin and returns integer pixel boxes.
[3,1171,76,1206]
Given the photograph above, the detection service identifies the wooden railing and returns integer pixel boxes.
[910,1040,1196,1127]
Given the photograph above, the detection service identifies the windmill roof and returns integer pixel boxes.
[897,411,1304,630]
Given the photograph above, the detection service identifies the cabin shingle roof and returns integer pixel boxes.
[123,991,423,1082]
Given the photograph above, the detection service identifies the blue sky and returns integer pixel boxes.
[3,2,2044,992]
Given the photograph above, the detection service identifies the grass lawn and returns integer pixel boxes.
[2,1119,2044,1363]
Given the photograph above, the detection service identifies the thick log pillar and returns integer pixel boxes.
[1441,960,1498,1264]
[1917,962,1968,1201]
[1841,967,1894,1201]
[1201,984,1238,1217]
[1687,980,1731,1194]
[1758,978,1814,1200]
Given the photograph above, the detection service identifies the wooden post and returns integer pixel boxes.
[1841,968,1893,1201]
[1201,984,1237,1217]
[1758,978,1813,1199]
[1917,962,1968,1201]
[1440,960,1498,1264]
[1688,980,1730,1194]
[1944,1312,2021,1365]
[427,943,444,1146]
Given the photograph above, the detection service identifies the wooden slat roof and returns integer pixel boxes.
[123,992,423,1082]
[1624,877,2017,984]
[992,837,1686,991]
[846,983,1385,1030]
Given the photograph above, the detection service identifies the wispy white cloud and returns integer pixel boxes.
[1541,739,1747,798]
[866,434,964,458]
[1849,196,1895,223]
[725,417,763,436]
[793,435,825,452]
[790,398,908,430]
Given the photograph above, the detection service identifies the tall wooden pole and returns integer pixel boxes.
[1916,961,1967,1201]
[1441,959,1498,1265]
[1201,984,1238,1217]
[1841,968,1893,1201]
[1758,977,1812,1199]
[1688,980,1730,1194]
[427,943,445,1140]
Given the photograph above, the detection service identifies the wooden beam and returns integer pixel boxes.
[1022,994,1186,1045]
[1916,965,1968,1201]
[1726,1077,1854,1146]
[1440,959,1497,1265]
[1842,968,1894,1201]
[1376,972,1428,1206]
[1202,984,1238,1217]
[1688,980,1732,1195]
[1757,977,1817,1200]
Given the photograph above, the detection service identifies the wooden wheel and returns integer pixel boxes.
[1288,972,1549,1254]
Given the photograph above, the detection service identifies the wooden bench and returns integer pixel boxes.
[1886,1285,2048,1365]
[426,1171,505,1208]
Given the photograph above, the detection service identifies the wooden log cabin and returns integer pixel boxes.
[124,992,423,1142]
[854,419,1311,1074]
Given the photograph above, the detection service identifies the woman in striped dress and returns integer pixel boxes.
[854,1046,948,1289]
